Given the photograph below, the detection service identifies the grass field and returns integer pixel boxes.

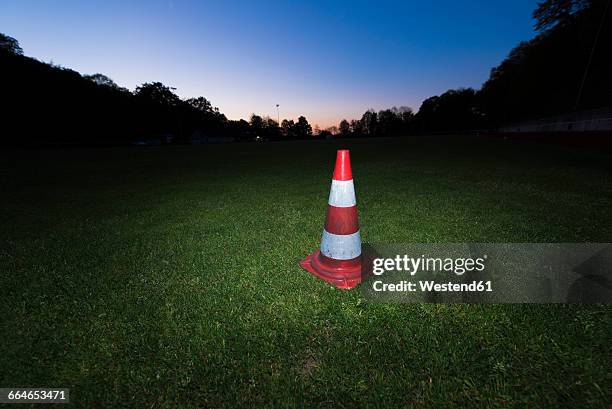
[1,135,611,408]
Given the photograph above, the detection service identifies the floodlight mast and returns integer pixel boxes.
[276,104,280,125]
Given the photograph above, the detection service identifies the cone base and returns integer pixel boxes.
[300,249,363,289]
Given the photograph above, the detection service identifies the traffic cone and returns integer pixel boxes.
[300,150,364,289]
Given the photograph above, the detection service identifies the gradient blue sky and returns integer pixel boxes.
[1,0,538,128]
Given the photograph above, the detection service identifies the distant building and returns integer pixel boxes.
[190,130,207,145]
[161,133,175,144]
[206,136,235,144]
[190,129,235,144]
[499,107,612,133]
[131,138,161,146]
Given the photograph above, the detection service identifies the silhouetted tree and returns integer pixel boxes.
[318,129,333,139]
[250,114,264,138]
[263,116,281,140]
[480,0,611,121]
[361,110,378,136]
[1,34,261,145]
[227,119,253,142]
[415,88,481,132]
[1,44,140,145]
[350,119,364,135]
[185,96,213,113]
[0,33,23,55]
[397,106,414,122]
[533,0,591,30]
[325,126,338,135]
[338,119,350,136]
[281,119,296,139]
[83,73,120,89]
[377,109,402,136]
[135,82,181,107]
[294,116,312,138]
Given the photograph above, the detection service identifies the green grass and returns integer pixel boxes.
[1,136,611,408]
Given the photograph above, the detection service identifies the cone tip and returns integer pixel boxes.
[333,149,353,181]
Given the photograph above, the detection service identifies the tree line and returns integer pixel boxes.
[339,0,610,136]
[1,0,609,146]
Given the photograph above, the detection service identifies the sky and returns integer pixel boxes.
[1,0,538,128]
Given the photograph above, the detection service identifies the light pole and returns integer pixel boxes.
[276,104,280,125]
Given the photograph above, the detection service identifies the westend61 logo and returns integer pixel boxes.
[372,254,487,276]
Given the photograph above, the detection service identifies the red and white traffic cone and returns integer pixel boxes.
[300,150,364,289]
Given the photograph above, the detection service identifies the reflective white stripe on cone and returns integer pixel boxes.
[320,230,361,260]
[328,179,356,207]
